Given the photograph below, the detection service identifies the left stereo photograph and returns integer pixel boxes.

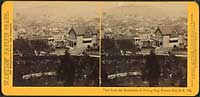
[13,1,101,86]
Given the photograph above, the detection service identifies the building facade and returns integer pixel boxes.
[67,26,98,49]
[154,25,186,48]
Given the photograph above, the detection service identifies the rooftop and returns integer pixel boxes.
[156,25,185,36]
[69,25,98,36]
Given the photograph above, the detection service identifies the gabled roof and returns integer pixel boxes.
[69,26,97,36]
[155,25,185,36]
[157,26,174,36]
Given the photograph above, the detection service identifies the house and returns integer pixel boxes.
[154,25,186,48]
[52,34,66,48]
[67,26,98,49]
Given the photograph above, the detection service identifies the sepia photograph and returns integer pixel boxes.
[2,1,199,96]
[13,1,100,86]
[101,2,188,87]
[12,1,188,87]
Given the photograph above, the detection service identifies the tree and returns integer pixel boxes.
[29,40,53,56]
[57,50,75,86]
[145,50,160,87]
[102,38,120,56]
[117,39,137,55]
[14,38,34,56]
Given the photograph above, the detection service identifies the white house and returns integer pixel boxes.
[67,26,98,49]
[154,25,186,48]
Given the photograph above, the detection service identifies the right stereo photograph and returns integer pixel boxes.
[101,2,187,87]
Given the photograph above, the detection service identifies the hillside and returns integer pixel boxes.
[103,2,187,20]
[13,1,99,24]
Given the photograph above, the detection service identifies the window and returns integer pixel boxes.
[169,40,178,43]
[160,42,163,45]
[83,40,92,43]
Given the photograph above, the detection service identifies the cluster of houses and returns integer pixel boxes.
[14,23,187,56]
[14,25,99,56]
[104,25,187,50]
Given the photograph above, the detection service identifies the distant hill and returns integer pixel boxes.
[13,2,187,27]
[103,3,187,20]
[13,2,99,24]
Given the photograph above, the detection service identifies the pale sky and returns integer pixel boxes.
[13,1,187,20]
[13,1,101,19]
